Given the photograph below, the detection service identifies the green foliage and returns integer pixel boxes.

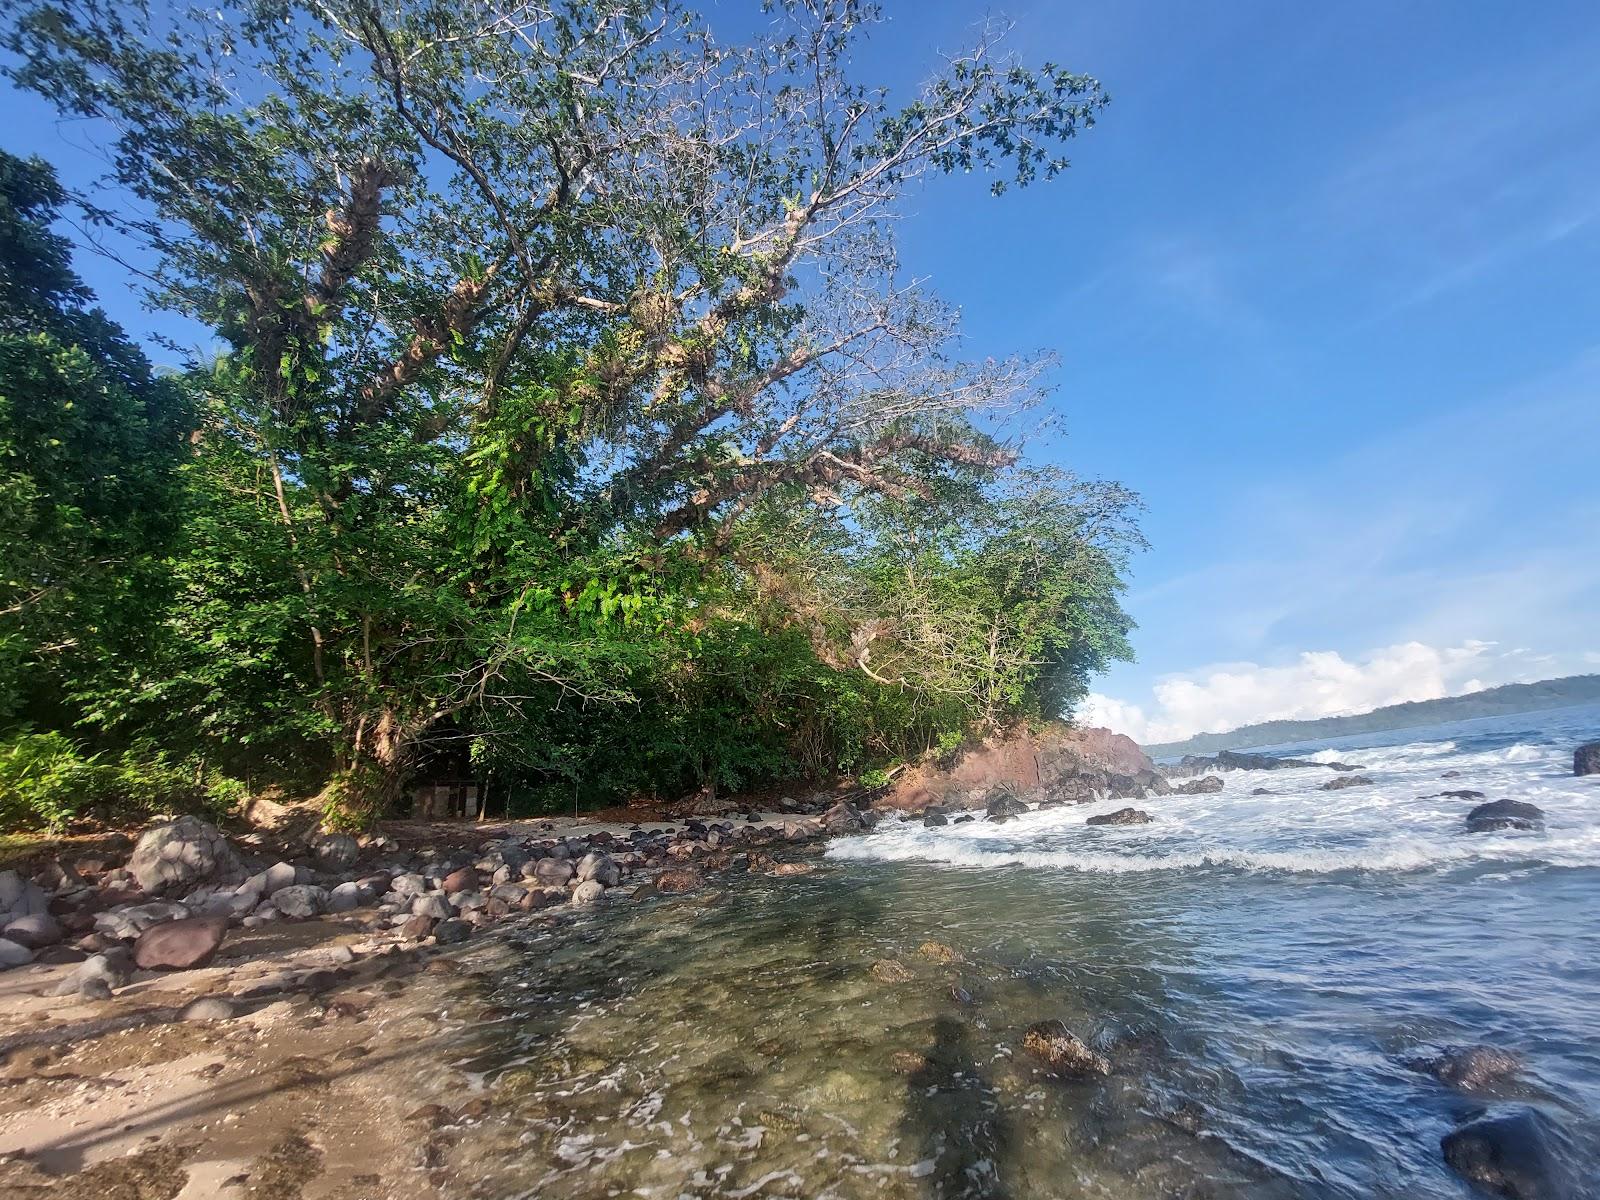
[0,731,242,831]
[0,1,1141,823]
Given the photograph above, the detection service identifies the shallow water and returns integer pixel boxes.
[437,704,1600,1198]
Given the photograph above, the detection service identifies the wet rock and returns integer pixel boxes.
[134,916,228,970]
[271,884,332,918]
[434,918,472,944]
[1433,789,1486,801]
[1466,799,1545,833]
[869,959,914,983]
[1574,742,1600,777]
[922,813,948,827]
[655,866,705,894]
[1251,787,1273,795]
[1022,1019,1111,1077]
[769,862,816,877]
[0,938,33,969]
[1174,775,1224,795]
[576,852,620,887]
[127,816,242,892]
[1443,770,1463,779]
[180,997,237,1022]
[3,912,63,949]
[1441,1108,1575,1200]
[571,880,606,905]
[1086,807,1152,826]
[916,941,961,964]
[1415,1045,1522,1092]
[310,832,359,869]
[1321,775,1373,791]
[985,789,1030,820]
[822,801,866,834]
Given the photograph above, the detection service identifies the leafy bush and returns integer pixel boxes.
[0,731,244,832]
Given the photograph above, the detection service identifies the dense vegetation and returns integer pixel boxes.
[0,0,1141,829]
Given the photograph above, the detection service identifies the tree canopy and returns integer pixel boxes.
[1,0,1141,827]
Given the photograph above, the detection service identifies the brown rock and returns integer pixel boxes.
[870,959,914,984]
[916,941,962,964]
[400,915,436,940]
[655,867,705,894]
[442,868,479,894]
[1022,1020,1111,1077]
[768,862,816,877]
[132,916,228,971]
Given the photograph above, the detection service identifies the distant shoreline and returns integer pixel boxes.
[1142,675,1600,757]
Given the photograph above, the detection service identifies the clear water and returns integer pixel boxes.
[433,704,1600,1198]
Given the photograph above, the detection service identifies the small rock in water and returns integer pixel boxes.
[922,812,948,827]
[916,941,962,964]
[1414,1045,1522,1092]
[654,867,705,894]
[1321,775,1373,791]
[985,789,1030,820]
[870,959,914,983]
[1086,807,1152,826]
[1022,1019,1111,1077]
[1442,770,1463,779]
[768,862,815,876]
[1174,775,1224,795]
[1432,789,1486,801]
[1465,799,1545,833]
[1441,1108,1575,1200]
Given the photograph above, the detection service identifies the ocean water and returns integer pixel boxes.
[436,704,1600,1198]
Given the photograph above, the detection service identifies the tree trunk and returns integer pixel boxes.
[332,707,412,827]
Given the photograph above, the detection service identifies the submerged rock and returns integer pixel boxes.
[1465,799,1545,833]
[1575,742,1600,777]
[869,959,914,984]
[1022,1019,1111,1077]
[1441,1108,1575,1200]
[1414,1045,1522,1092]
[1086,807,1152,826]
[655,866,705,894]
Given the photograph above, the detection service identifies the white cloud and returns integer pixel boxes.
[1079,640,1562,745]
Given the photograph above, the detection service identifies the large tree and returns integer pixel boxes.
[0,149,192,728]
[5,0,1124,817]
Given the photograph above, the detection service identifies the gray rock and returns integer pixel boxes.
[391,872,427,896]
[532,858,574,886]
[310,832,359,869]
[3,912,63,949]
[433,918,472,944]
[95,901,191,940]
[79,976,113,1001]
[127,816,242,892]
[1415,1045,1522,1092]
[576,852,620,887]
[327,881,363,913]
[55,950,133,996]
[1321,774,1374,791]
[822,801,866,833]
[270,884,331,919]
[985,790,1030,820]
[1174,775,1225,795]
[572,879,606,905]
[488,883,527,905]
[411,894,453,920]
[0,938,34,969]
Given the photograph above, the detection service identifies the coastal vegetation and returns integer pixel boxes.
[0,0,1140,829]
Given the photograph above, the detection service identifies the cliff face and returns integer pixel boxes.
[883,725,1155,813]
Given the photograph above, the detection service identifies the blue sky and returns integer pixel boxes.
[4,0,1599,741]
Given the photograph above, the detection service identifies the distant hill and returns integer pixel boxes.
[1142,674,1600,758]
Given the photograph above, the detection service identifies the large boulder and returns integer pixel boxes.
[985,790,1030,821]
[134,916,228,970]
[1440,1108,1575,1200]
[127,817,242,893]
[3,912,63,949]
[1466,799,1545,833]
[1575,742,1600,777]
[822,801,865,834]
[0,869,50,925]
